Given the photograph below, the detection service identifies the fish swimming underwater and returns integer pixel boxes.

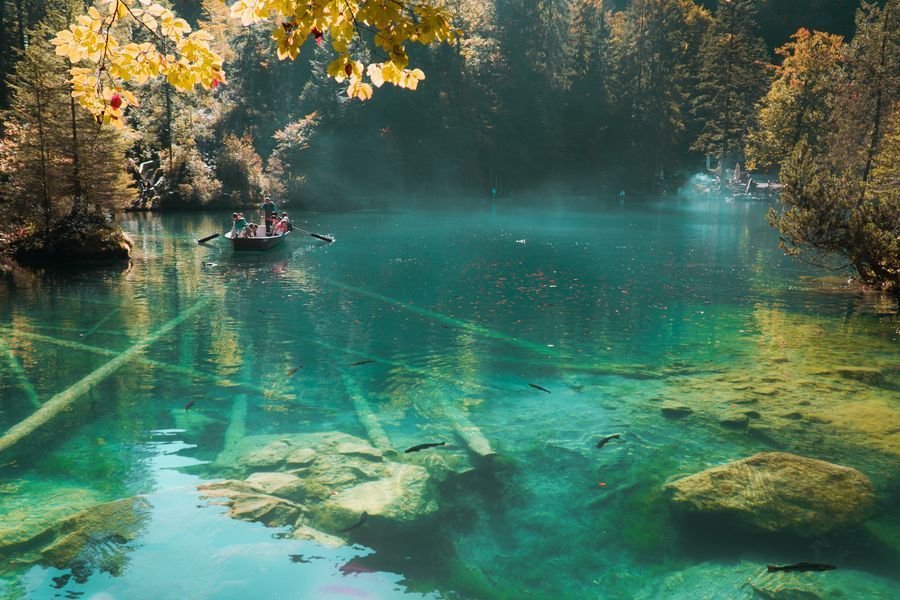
[184,400,196,412]
[350,360,375,367]
[286,365,303,377]
[767,563,837,573]
[529,383,551,393]
[336,511,369,533]
[595,434,621,449]
[404,442,446,454]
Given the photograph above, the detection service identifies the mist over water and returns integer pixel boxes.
[1,198,898,599]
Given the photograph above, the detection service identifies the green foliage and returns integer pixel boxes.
[9,208,129,262]
[691,0,770,182]
[0,1,133,228]
[767,137,899,293]
[765,1,899,293]
[746,28,846,172]
[217,133,279,206]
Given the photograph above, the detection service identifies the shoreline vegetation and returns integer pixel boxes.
[0,0,895,291]
[0,211,131,267]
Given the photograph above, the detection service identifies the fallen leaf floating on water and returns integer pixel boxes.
[404,442,446,454]
[349,360,375,367]
[529,383,551,393]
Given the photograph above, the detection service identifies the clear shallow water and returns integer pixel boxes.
[1,198,898,599]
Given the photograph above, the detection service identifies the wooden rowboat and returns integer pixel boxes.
[224,229,289,251]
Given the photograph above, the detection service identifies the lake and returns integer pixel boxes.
[1,198,898,599]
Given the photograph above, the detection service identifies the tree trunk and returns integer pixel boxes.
[14,0,25,48]
[34,78,51,228]
[165,82,173,175]
[859,3,892,199]
[720,7,735,193]
[0,0,8,107]
[70,95,82,213]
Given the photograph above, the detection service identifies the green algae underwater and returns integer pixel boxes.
[1,198,898,599]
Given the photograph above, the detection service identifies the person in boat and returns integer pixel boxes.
[245,223,258,238]
[230,212,239,235]
[272,214,290,236]
[261,196,277,235]
[280,212,293,232]
[234,212,247,238]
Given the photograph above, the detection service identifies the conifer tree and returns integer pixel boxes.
[1,0,133,227]
[768,1,899,293]
[691,0,769,190]
[746,28,846,172]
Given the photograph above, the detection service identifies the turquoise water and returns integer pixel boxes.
[1,198,898,599]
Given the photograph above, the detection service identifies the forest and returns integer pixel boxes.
[0,0,897,290]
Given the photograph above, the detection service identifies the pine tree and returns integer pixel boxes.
[745,28,846,172]
[2,0,133,227]
[691,0,769,191]
[604,0,712,185]
[827,0,899,188]
[767,1,899,294]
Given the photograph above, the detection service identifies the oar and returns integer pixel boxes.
[197,231,225,244]
[294,226,334,243]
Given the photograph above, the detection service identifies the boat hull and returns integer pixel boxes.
[225,230,289,251]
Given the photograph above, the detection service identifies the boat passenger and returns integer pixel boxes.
[234,213,247,237]
[230,212,239,235]
[272,216,289,236]
[261,196,277,234]
[280,212,293,232]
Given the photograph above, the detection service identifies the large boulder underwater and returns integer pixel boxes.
[664,452,876,536]
[199,431,441,544]
[0,496,149,581]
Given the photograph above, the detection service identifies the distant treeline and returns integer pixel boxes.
[0,0,879,210]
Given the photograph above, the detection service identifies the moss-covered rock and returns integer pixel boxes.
[665,452,876,536]
[6,211,131,265]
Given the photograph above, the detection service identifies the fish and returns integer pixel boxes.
[336,511,368,533]
[595,433,621,449]
[287,365,303,377]
[529,383,551,393]
[289,554,312,564]
[350,360,375,367]
[766,563,837,573]
[184,400,196,412]
[404,442,446,454]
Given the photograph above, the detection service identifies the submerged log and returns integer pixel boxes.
[432,397,496,457]
[2,328,304,406]
[0,338,41,408]
[0,298,210,457]
[341,373,393,452]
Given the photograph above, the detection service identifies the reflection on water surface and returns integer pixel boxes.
[1,200,898,599]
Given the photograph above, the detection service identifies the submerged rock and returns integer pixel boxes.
[665,452,875,535]
[199,481,305,528]
[38,497,150,571]
[0,483,104,556]
[661,403,694,418]
[634,560,899,600]
[204,431,439,540]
